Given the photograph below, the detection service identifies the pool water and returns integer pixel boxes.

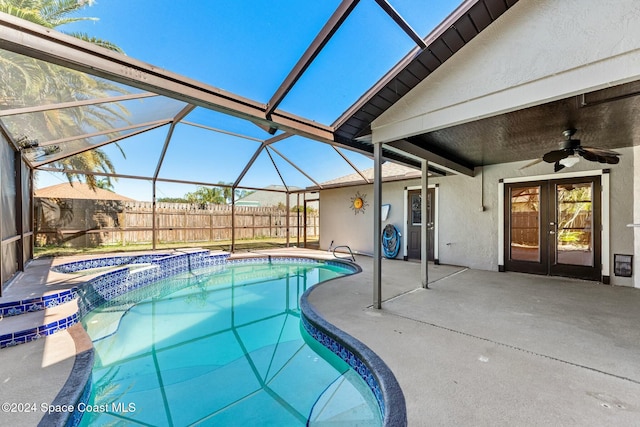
[79,261,382,426]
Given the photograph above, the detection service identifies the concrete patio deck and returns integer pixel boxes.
[308,254,640,426]
[1,249,640,426]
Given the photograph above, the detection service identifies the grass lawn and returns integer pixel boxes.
[34,237,320,258]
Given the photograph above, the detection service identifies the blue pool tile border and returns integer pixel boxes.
[300,281,407,427]
[50,254,164,274]
[226,255,360,273]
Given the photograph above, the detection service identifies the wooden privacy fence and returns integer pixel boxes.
[510,211,592,246]
[35,199,318,248]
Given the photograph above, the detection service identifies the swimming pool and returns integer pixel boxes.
[78,260,382,426]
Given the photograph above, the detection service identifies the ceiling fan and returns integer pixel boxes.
[522,129,621,172]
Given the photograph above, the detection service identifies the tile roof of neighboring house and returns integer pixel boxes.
[316,162,421,189]
[235,185,302,207]
[34,182,136,201]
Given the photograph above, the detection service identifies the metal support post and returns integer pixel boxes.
[421,160,429,288]
[152,180,157,250]
[373,141,383,309]
[231,190,236,252]
[286,191,290,247]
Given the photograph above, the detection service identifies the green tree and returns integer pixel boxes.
[221,184,233,205]
[234,188,254,201]
[557,184,592,247]
[181,184,257,207]
[93,177,113,191]
[0,0,128,189]
[215,182,254,204]
[185,186,226,206]
[291,205,317,214]
[0,0,124,52]
[157,197,190,203]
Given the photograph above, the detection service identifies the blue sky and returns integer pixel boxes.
[35,0,460,200]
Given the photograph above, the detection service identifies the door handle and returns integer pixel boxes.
[549,231,555,235]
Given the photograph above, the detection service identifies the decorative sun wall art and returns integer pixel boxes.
[350,191,369,215]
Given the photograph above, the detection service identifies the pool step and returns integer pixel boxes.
[308,370,383,425]
[0,287,78,317]
[310,403,380,426]
[0,299,78,349]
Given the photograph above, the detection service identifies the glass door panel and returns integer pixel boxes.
[509,186,541,262]
[411,194,421,226]
[555,182,594,266]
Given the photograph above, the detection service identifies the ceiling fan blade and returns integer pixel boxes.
[604,155,620,164]
[553,161,566,172]
[580,146,621,157]
[577,147,620,164]
[543,149,570,163]
[578,149,599,162]
[519,158,543,170]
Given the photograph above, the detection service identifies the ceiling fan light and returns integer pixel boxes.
[559,154,580,168]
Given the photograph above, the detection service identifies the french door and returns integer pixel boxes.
[504,177,601,281]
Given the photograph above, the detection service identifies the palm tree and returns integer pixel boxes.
[185,186,226,207]
[0,0,129,189]
[0,0,124,52]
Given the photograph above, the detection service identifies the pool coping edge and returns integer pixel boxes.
[300,267,408,427]
[38,324,94,427]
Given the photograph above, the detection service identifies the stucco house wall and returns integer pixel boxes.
[320,179,420,257]
[319,147,635,287]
